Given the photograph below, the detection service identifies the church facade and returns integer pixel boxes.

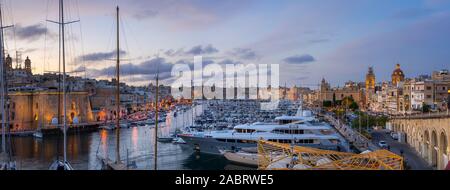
[4,54,34,87]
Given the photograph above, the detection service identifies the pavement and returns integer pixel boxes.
[371,130,432,170]
[321,113,378,152]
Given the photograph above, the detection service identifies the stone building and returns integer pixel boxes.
[8,90,95,131]
[365,67,377,109]
[4,55,33,87]
[318,78,365,106]
[391,63,405,86]
[389,116,450,170]
[365,67,376,90]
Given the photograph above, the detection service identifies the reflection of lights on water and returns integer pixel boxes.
[100,130,108,155]
[132,127,138,150]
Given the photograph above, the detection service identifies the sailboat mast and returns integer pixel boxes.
[60,0,68,163]
[115,6,121,164]
[154,70,159,170]
[0,2,6,154]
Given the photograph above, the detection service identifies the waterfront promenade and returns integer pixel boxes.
[318,112,378,152]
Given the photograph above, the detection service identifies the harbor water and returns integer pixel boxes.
[1,125,254,170]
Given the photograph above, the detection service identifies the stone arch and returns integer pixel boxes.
[431,130,438,168]
[424,130,430,162]
[439,131,448,169]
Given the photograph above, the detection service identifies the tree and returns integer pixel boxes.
[349,102,359,110]
[422,103,431,113]
[323,100,332,107]
[332,93,336,106]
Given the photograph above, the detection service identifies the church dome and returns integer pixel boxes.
[391,63,405,86]
[392,64,404,77]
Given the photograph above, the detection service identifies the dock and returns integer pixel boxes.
[3,122,102,137]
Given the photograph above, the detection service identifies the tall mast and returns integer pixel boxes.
[115,6,121,164]
[0,1,6,155]
[0,2,12,157]
[46,0,78,168]
[60,0,68,163]
[154,67,159,170]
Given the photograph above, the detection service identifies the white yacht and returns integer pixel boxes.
[179,110,349,155]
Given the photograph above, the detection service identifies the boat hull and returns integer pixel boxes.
[222,151,259,167]
[180,135,340,155]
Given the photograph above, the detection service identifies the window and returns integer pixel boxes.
[237,140,256,144]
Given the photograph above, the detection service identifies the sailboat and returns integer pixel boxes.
[47,0,77,170]
[0,1,16,171]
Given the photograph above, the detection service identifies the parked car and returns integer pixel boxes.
[391,132,399,140]
[378,141,388,149]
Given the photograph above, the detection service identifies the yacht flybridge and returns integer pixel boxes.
[179,109,349,155]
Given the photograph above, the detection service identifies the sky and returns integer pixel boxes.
[2,0,450,88]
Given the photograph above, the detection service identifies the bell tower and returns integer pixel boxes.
[365,67,376,90]
[24,56,32,74]
[5,54,12,70]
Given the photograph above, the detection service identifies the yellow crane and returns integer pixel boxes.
[258,140,404,170]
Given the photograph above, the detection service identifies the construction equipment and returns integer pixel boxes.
[257,140,404,170]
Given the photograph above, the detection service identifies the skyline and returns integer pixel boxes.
[1,0,450,88]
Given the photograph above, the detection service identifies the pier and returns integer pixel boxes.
[318,112,379,152]
[388,113,450,170]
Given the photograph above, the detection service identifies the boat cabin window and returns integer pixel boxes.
[237,140,256,144]
[273,129,304,134]
[235,129,256,133]
[278,120,295,125]
[268,139,292,144]
[296,139,314,144]
[217,139,238,143]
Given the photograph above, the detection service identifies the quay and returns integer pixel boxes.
[2,122,103,137]
[316,111,378,152]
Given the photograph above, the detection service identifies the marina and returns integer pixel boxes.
[2,99,353,170]
[0,0,446,173]
[4,124,247,170]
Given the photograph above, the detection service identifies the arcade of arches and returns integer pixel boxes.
[389,117,450,170]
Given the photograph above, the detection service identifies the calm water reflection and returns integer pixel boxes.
[4,125,250,170]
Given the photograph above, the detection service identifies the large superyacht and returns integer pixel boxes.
[179,107,349,155]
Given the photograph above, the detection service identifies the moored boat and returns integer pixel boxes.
[219,149,259,167]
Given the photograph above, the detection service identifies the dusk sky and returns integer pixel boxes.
[2,0,450,88]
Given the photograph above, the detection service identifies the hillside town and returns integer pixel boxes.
[283,64,450,115]
[4,55,173,132]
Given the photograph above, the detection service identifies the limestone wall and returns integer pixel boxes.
[389,116,450,170]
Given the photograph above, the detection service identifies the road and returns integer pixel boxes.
[371,130,432,170]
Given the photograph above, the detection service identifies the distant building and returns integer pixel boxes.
[391,63,405,86]
[318,78,364,106]
[8,90,95,131]
[432,69,450,81]
[409,80,450,111]
[4,55,33,87]
[365,67,376,90]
